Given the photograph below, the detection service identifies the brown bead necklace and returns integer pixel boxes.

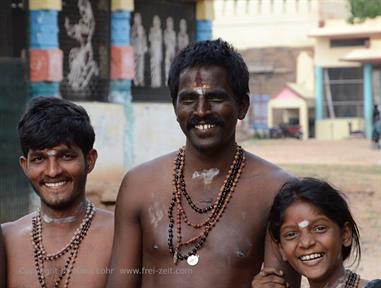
[31,201,96,288]
[322,269,360,288]
[344,270,360,288]
[168,145,246,265]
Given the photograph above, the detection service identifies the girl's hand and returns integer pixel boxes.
[251,267,289,288]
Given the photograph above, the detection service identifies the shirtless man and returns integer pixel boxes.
[2,97,114,288]
[107,39,299,288]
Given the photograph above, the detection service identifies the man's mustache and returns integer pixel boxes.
[187,115,225,130]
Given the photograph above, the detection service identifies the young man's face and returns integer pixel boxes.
[19,144,97,209]
[174,66,248,152]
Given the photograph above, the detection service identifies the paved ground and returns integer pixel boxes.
[241,138,381,281]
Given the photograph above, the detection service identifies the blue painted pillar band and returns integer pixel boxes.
[363,64,373,139]
[30,82,60,97]
[29,7,61,98]
[315,66,324,121]
[30,11,59,48]
[111,11,131,45]
[196,20,212,41]
[110,8,133,167]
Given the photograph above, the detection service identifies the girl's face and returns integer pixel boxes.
[278,200,352,287]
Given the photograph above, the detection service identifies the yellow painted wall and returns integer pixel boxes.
[316,118,364,140]
[314,39,362,67]
[197,0,215,20]
[29,0,61,10]
[112,0,134,11]
[212,0,349,49]
[297,51,315,92]
[313,17,381,67]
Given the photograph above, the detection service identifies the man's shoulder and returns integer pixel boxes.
[124,151,177,182]
[245,151,292,180]
[243,152,294,201]
[1,212,35,240]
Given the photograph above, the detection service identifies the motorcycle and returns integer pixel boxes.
[269,123,303,139]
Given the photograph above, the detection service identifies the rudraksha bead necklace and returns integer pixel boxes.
[168,145,245,264]
[31,201,96,288]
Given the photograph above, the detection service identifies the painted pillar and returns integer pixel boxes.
[29,0,63,97]
[315,65,324,121]
[363,63,373,139]
[196,0,214,41]
[379,68,381,106]
[110,0,135,168]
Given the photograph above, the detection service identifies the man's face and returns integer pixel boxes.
[174,66,248,151]
[19,144,97,210]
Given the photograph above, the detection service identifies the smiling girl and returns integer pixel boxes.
[252,178,381,288]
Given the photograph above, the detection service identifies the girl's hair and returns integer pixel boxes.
[269,177,361,265]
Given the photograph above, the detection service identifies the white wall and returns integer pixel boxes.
[132,102,185,166]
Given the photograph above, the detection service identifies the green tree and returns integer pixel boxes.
[349,0,381,21]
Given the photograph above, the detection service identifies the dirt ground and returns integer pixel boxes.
[88,138,380,282]
[241,138,381,280]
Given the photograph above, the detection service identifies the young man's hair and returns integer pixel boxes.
[18,97,95,156]
[268,177,361,265]
[167,38,249,105]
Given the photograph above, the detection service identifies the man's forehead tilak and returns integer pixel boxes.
[192,69,210,96]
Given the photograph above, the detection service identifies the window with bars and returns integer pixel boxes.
[323,67,363,118]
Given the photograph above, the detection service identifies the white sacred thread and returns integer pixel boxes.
[40,201,87,224]
[298,220,310,229]
[192,168,219,185]
[41,214,79,224]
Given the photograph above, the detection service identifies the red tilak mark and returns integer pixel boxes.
[195,70,204,87]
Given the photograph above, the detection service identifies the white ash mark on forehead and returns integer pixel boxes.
[298,220,310,229]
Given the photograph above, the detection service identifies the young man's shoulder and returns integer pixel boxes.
[1,212,35,241]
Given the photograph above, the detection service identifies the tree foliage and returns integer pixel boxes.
[349,0,381,21]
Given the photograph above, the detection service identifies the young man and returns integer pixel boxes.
[2,97,114,288]
[107,39,300,288]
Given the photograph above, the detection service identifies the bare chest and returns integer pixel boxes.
[140,184,269,269]
[7,233,111,288]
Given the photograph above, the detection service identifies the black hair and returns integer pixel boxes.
[167,38,249,104]
[18,97,95,156]
[269,177,361,265]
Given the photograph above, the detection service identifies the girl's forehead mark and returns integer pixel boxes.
[298,220,310,229]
